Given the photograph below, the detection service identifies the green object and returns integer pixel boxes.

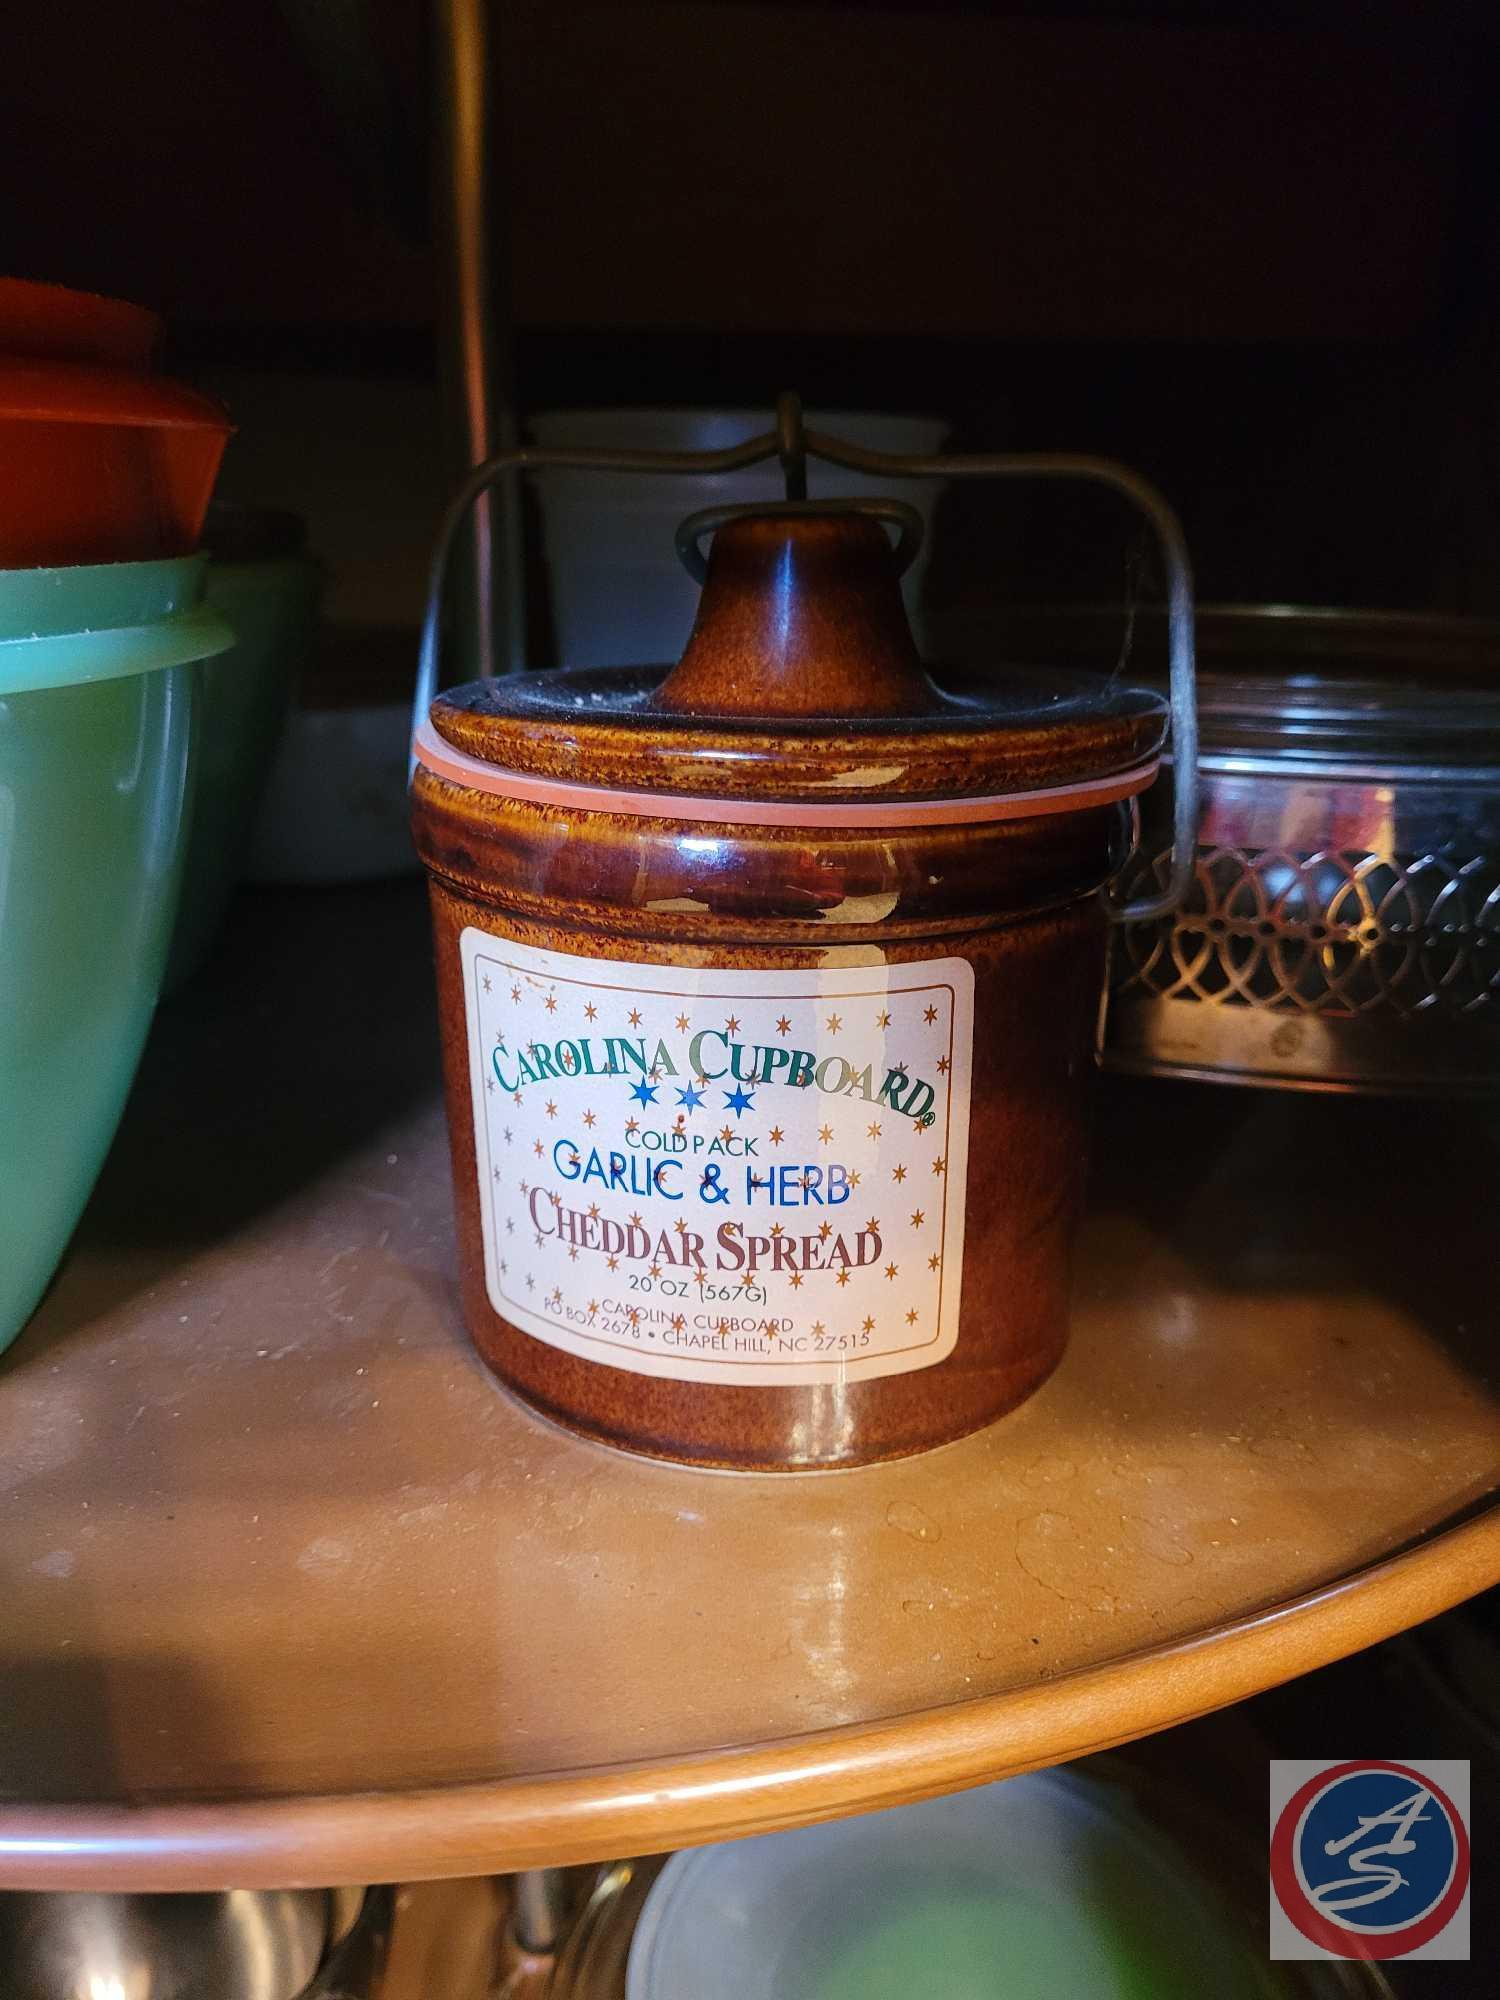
[627,1769,1295,2000]
[804,1880,1270,2000]
[0,557,232,1351]
[0,556,225,694]
[165,552,322,987]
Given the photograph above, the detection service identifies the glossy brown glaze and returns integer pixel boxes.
[418,797,1116,1467]
[414,510,1155,1468]
[429,514,1167,804]
[652,511,933,717]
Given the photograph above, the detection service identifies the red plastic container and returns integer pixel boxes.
[0,279,231,565]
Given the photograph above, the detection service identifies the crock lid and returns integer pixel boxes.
[425,510,1167,812]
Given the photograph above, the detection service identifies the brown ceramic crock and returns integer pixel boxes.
[412,496,1174,1470]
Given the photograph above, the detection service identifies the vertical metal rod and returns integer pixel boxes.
[776,389,808,500]
[510,1867,572,1954]
[433,0,526,680]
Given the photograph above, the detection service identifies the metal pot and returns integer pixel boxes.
[0,1884,389,2000]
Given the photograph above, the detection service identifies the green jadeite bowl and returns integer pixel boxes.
[0,555,232,1350]
[165,550,323,988]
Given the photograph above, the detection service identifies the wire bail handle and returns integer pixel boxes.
[413,391,1198,925]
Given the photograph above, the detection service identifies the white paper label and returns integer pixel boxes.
[460,930,973,1386]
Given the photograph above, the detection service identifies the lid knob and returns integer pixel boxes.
[650,509,936,720]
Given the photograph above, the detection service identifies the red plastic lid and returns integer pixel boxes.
[0,356,229,435]
[0,277,161,368]
[0,278,231,565]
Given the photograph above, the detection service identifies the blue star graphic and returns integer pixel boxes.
[724,1084,755,1117]
[629,1079,660,1107]
[676,1082,705,1112]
